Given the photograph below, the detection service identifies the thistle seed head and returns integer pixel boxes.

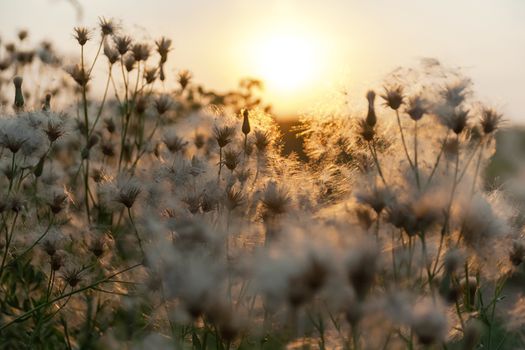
[381,85,404,110]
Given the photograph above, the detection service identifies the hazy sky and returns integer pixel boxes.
[1,0,524,120]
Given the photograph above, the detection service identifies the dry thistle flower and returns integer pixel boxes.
[194,133,206,149]
[50,253,64,271]
[381,85,404,110]
[213,125,235,148]
[448,108,469,134]
[104,118,116,133]
[48,192,68,214]
[442,81,469,107]
[113,35,132,55]
[163,133,187,153]
[183,194,201,214]
[73,27,90,46]
[143,67,157,84]
[225,187,244,211]
[261,181,290,218]
[358,119,375,142]
[356,186,391,214]
[100,139,116,157]
[254,130,270,152]
[480,108,503,135]
[154,95,172,115]
[155,37,172,64]
[115,180,141,208]
[131,43,150,61]
[223,149,241,171]
[13,76,24,111]
[62,268,82,287]
[365,90,377,127]
[89,235,107,258]
[406,95,427,121]
[66,64,89,87]
[178,70,192,90]
[42,240,57,257]
[44,121,65,142]
[98,17,116,36]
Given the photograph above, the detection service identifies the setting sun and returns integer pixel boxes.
[253,33,320,92]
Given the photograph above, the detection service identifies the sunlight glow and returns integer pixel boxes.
[252,31,322,93]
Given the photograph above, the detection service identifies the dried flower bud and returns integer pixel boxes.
[155,37,172,64]
[13,76,24,111]
[178,70,192,90]
[213,125,235,148]
[242,109,251,135]
[365,90,377,127]
[98,17,115,36]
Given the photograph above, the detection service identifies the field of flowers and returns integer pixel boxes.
[0,19,524,349]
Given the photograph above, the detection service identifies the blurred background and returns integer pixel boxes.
[0,0,524,121]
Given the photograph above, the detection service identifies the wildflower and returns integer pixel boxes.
[143,67,157,84]
[163,133,187,153]
[447,108,469,134]
[115,179,141,208]
[155,37,172,64]
[261,181,290,218]
[66,64,89,87]
[254,130,270,152]
[42,240,57,257]
[104,118,116,133]
[13,76,24,111]
[356,185,391,214]
[381,85,404,110]
[442,80,470,107]
[213,125,235,148]
[358,119,375,142]
[154,95,172,115]
[365,90,377,127]
[113,35,132,55]
[406,95,427,121]
[100,139,116,157]
[73,27,90,46]
[50,253,64,271]
[62,268,82,287]
[480,108,503,135]
[44,120,65,142]
[178,70,192,90]
[225,187,244,211]
[183,194,201,214]
[131,43,150,61]
[88,235,107,258]
[98,17,115,36]
[223,149,240,171]
[194,133,206,149]
[48,191,68,214]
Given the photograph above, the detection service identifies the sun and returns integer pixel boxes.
[253,31,321,93]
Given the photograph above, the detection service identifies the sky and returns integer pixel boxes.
[0,0,524,121]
